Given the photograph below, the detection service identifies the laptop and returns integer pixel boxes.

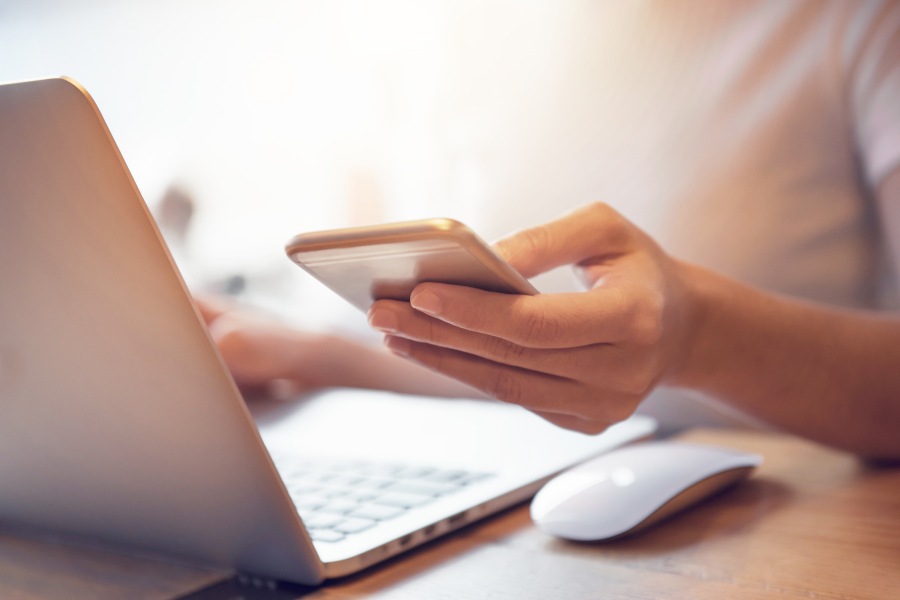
[0,77,656,585]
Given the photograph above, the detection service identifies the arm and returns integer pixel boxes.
[368,202,900,460]
[681,168,900,456]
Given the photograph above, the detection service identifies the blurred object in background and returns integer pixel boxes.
[156,184,196,249]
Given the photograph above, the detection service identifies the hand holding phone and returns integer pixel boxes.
[285,218,538,312]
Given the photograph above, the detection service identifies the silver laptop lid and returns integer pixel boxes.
[0,78,321,584]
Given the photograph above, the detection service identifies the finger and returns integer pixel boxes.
[530,411,614,435]
[383,335,579,414]
[383,335,636,422]
[207,312,316,385]
[370,300,660,394]
[193,294,233,325]
[492,202,637,279]
[408,282,661,348]
[370,299,597,377]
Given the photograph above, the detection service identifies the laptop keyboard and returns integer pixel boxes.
[275,457,494,544]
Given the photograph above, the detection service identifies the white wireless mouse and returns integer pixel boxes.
[530,441,762,541]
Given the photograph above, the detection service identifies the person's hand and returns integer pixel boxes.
[194,295,328,398]
[195,295,478,399]
[366,202,700,434]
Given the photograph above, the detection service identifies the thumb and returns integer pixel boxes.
[492,202,636,279]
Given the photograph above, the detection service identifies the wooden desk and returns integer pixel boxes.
[2,429,898,599]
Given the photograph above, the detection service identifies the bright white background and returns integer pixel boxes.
[1,1,601,328]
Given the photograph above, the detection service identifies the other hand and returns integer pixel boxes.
[194,295,327,398]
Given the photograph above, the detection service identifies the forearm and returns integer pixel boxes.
[674,262,900,459]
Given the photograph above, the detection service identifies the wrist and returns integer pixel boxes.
[666,260,725,391]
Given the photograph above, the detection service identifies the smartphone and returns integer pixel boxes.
[285,218,538,312]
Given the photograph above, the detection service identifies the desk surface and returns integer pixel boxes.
[2,429,898,599]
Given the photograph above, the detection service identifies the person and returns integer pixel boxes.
[197,1,900,460]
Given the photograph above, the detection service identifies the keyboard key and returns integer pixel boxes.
[282,468,312,480]
[294,496,328,511]
[356,463,405,478]
[350,504,407,521]
[309,529,345,543]
[386,480,462,497]
[455,472,494,486]
[329,474,366,487]
[295,490,330,501]
[421,470,469,483]
[373,491,435,508]
[344,490,379,502]
[334,517,377,534]
[302,513,343,529]
[288,484,322,496]
[317,499,360,515]
[321,488,351,499]
[311,472,341,483]
[354,477,394,490]
[392,466,436,479]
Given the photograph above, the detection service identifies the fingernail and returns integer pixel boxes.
[384,335,411,357]
[368,308,398,333]
[411,290,442,316]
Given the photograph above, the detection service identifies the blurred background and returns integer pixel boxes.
[1,0,627,329]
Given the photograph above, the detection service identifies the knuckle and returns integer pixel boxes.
[423,312,439,342]
[518,224,552,258]
[484,370,524,405]
[407,342,449,377]
[484,335,528,365]
[583,201,632,247]
[516,306,559,347]
[585,201,615,219]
